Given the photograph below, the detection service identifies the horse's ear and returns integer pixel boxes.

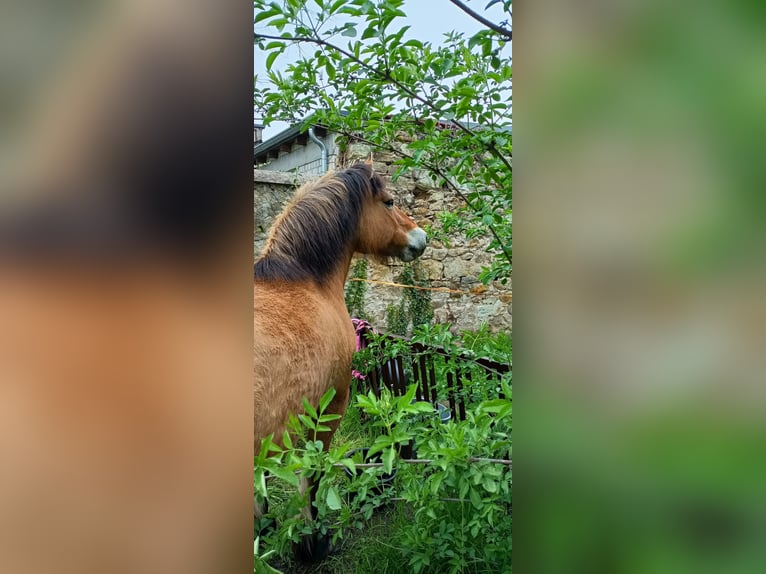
[365,153,374,168]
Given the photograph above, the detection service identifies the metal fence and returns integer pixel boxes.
[355,325,511,422]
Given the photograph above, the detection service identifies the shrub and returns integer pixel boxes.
[345,258,370,321]
[256,327,512,573]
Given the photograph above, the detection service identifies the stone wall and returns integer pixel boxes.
[254,159,512,334]
[253,169,309,255]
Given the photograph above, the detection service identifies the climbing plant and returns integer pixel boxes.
[344,257,370,320]
[384,261,433,336]
[401,261,433,329]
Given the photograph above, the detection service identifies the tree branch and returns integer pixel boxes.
[447,0,512,41]
[326,125,513,267]
[254,31,512,174]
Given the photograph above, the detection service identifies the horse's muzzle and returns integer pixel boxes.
[400,227,427,261]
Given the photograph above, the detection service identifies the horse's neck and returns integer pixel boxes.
[320,249,354,306]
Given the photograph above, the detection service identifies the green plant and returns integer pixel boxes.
[385,299,408,336]
[254,537,283,574]
[345,258,370,320]
[383,262,433,336]
[353,323,511,404]
[459,323,512,365]
[256,326,512,573]
[401,262,434,329]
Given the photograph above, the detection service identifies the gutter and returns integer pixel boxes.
[307,126,328,174]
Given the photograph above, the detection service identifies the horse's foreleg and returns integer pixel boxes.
[294,384,351,562]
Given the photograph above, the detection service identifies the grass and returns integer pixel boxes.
[272,504,411,574]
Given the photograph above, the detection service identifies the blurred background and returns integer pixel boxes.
[0,1,253,573]
[519,0,766,572]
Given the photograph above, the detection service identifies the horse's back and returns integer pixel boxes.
[253,281,354,446]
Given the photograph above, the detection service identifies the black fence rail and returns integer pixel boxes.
[356,326,511,422]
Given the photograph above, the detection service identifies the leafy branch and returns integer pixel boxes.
[447,0,512,41]
[254,31,512,174]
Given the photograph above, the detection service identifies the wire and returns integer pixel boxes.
[348,277,511,298]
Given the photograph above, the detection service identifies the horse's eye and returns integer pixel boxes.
[383,199,394,209]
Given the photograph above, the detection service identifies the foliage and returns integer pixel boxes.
[256,325,512,572]
[344,257,370,320]
[407,322,512,369]
[383,261,433,336]
[354,323,511,411]
[385,298,408,336]
[254,0,512,283]
[400,262,433,329]
[256,384,511,573]
[394,393,512,573]
[254,537,283,574]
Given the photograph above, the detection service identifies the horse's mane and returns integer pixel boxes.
[254,162,384,283]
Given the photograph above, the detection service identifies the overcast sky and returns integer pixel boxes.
[254,0,511,139]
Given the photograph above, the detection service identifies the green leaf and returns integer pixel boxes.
[338,6,362,17]
[302,398,318,420]
[254,8,279,24]
[270,466,300,487]
[409,401,435,414]
[329,0,347,13]
[282,429,293,450]
[265,50,279,71]
[483,477,498,493]
[481,398,512,413]
[254,469,267,498]
[341,25,357,37]
[319,388,336,413]
[318,413,342,423]
[382,447,395,474]
[326,486,342,510]
[298,414,315,430]
[340,458,356,475]
[398,383,418,409]
[470,487,482,509]
[361,26,378,40]
[367,435,393,458]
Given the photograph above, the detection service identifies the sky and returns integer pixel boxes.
[254,0,511,139]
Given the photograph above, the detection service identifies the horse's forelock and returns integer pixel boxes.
[336,162,383,201]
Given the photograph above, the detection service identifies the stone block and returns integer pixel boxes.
[419,259,444,280]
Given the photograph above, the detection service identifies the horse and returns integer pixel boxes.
[0,3,254,572]
[253,160,427,560]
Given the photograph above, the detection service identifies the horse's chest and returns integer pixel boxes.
[317,317,355,379]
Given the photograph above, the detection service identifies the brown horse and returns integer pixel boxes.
[253,160,427,559]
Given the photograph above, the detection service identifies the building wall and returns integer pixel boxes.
[258,133,340,176]
[253,157,512,335]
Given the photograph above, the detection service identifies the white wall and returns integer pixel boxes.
[262,133,339,175]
